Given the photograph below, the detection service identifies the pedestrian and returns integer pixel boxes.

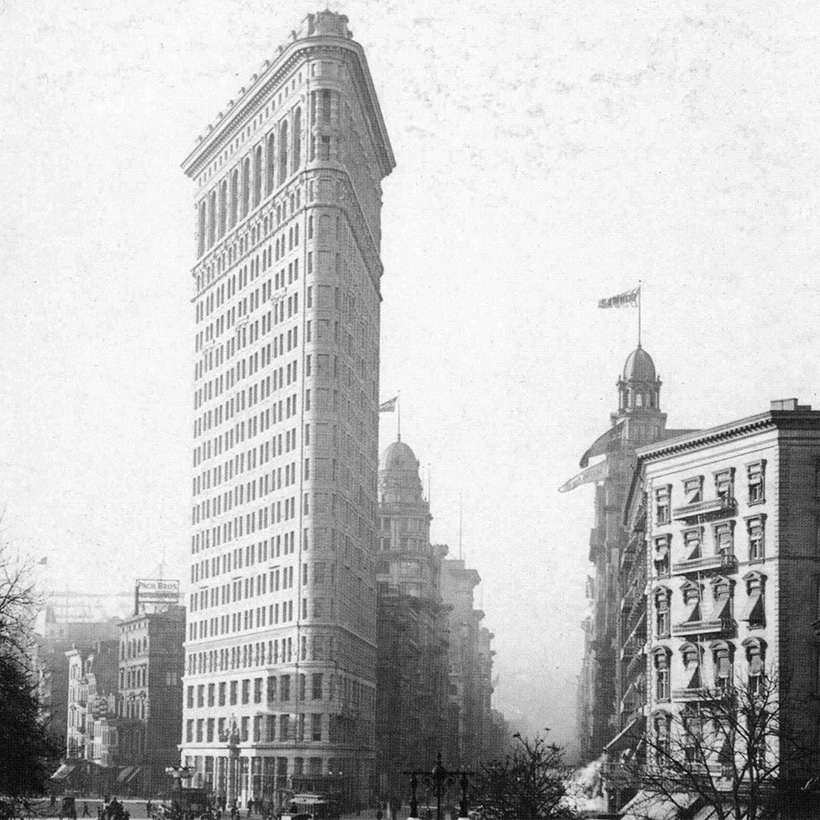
[83,804,90,818]
[376,810,383,820]
[147,802,153,818]
[246,801,253,818]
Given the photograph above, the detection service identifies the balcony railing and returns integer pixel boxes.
[672,618,736,637]
[672,686,713,701]
[673,496,736,521]
[672,553,738,575]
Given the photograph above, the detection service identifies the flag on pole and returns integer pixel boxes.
[558,460,608,493]
[579,420,625,467]
[379,396,398,413]
[598,286,640,309]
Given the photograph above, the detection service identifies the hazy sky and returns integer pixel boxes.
[1,0,819,749]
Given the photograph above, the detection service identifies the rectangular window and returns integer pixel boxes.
[655,485,671,525]
[714,522,735,559]
[280,675,291,701]
[683,476,703,505]
[312,673,323,700]
[230,681,238,705]
[747,517,765,562]
[683,528,702,560]
[279,714,289,741]
[715,469,735,504]
[254,677,263,704]
[747,461,765,505]
[311,713,322,742]
[219,682,226,706]
[242,679,250,704]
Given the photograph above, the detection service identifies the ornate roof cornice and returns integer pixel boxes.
[182,37,394,180]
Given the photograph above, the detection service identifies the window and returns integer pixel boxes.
[683,476,703,505]
[279,714,289,741]
[653,649,671,701]
[186,686,194,709]
[267,676,277,703]
[280,675,291,701]
[683,528,702,561]
[681,582,702,624]
[742,572,766,628]
[254,677,263,704]
[230,681,238,705]
[715,469,735,504]
[653,536,670,576]
[747,461,765,505]
[681,644,701,691]
[747,516,765,562]
[743,638,766,694]
[713,522,735,560]
[311,713,322,742]
[655,485,671,525]
[312,673,323,700]
[241,679,250,704]
[712,642,733,689]
[654,588,671,638]
[709,577,734,622]
[682,710,703,762]
[219,682,226,706]
[654,713,671,766]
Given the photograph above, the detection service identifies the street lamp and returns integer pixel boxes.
[406,754,471,820]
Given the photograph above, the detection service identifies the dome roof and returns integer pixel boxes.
[623,345,657,382]
[379,440,419,474]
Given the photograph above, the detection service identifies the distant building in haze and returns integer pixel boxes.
[375,439,450,799]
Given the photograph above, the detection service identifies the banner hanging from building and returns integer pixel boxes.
[558,460,608,493]
[579,420,625,467]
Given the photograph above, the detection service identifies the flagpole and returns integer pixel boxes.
[638,280,642,347]
[397,391,401,442]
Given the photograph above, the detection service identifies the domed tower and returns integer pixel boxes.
[613,344,667,448]
[377,439,438,598]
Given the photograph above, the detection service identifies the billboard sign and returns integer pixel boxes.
[135,579,180,608]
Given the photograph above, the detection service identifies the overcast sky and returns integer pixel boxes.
[1,0,819,750]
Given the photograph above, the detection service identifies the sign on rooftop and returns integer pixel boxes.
[135,579,180,609]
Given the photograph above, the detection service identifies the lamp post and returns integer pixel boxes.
[223,719,241,809]
[406,754,472,820]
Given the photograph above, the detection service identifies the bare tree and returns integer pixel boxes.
[472,731,575,819]
[623,671,819,820]
[0,540,58,816]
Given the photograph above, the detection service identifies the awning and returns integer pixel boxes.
[51,764,76,781]
[620,790,699,820]
[605,716,645,754]
[123,766,142,784]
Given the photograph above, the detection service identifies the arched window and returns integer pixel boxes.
[230,169,239,228]
[207,189,217,248]
[653,648,671,702]
[279,121,289,185]
[198,200,207,257]
[636,392,644,407]
[241,158,250,218]
[218,180,227,239]
[253,145,262,208]
[266,132,276,195]
[292,107,302,172]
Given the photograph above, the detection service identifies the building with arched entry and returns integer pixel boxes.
[179,10,394,810]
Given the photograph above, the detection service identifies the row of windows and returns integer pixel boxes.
[197,109,303,257]
[654,463,765,524]
[652,516,766,571]
[187,673,325,709]
[652,572,766,635]
[652,638,766,701]
[186,712,324,744]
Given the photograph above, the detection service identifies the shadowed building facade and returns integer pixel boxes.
[179,10,394,808]
[375,440,449,801]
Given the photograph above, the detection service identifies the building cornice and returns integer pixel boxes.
[182,38,394,180]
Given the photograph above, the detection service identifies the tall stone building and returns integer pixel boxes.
[179,11,394,809]
[575,345,693,762]
[619,398,820,816]
[375,439,450,801]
